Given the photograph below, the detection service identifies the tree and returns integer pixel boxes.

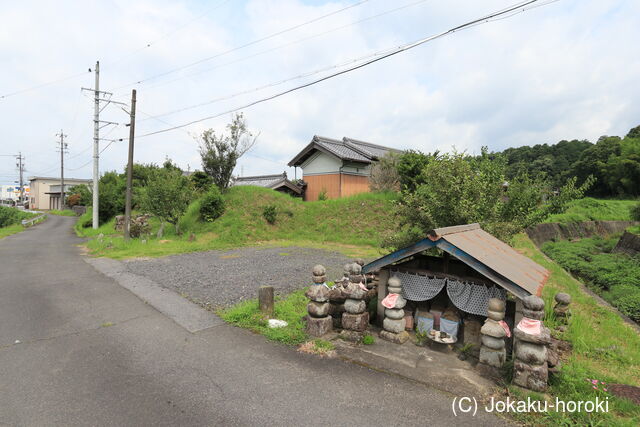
[98,172,126,224]
[396,150,439,192]
[139,168,195,235]
[199,113,257,190]
[66,184,92,206]
[369,152,400,192]
[387,150,593,248]
[191,171,213,193]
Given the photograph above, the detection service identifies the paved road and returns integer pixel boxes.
[0,215,504,426]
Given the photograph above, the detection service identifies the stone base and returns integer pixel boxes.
[477,363,502,381]
[305,316,333,337]
[338,329,364,343]
[479,346,506,368]
[513,360,548,392]
[342,312,370,332]
[379,330,409,344]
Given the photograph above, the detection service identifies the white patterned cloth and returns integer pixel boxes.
[390,270,446,301]
[446,280,506,317]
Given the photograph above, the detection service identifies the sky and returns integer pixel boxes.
[0,0,639,185]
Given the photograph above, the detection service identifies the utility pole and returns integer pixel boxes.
[56,130,68,210]
[123,89,137,240]
[92,61,100,229]
[83,61,120,228]
[16,153,24,205]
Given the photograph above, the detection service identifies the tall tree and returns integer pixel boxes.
[199,113,257,189]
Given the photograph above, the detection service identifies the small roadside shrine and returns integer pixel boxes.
[305,223,562,392]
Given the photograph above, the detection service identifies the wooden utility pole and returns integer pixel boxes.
[56,130,68,210]
[124,89,137,240]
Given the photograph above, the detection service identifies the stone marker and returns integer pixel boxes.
[305,265,332,337]
[379,276,409,344]
[341,264,369,338]
[553,292,571,323]
[258,286,274,317]
[478,298,507,374]
[512,295,549,392]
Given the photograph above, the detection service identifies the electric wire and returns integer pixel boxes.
[116,0,428,96]
[111,0,371,90]
[134,0,547,139]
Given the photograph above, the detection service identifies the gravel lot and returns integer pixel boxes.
[124,247,352,308]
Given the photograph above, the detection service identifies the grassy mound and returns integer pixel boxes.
[79,186,399,259]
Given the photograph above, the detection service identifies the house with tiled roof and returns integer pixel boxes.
[232,172,303,197]
[288,135,401,201]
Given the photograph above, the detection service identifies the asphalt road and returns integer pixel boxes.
[0,215,504,426]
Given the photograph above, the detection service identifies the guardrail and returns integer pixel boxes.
[21,214,46,227]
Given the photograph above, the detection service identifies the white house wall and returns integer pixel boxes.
[300,152,342,176]
[300,152,372,177]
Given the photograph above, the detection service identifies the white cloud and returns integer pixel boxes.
[1,0,639,183]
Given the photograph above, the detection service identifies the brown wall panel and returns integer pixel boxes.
[303,174,341,201]
[341,174,370,197]
[303,173,371,201]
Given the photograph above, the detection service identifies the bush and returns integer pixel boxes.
[318,188,328,201]
[0,206,23,228]
[263,204,277,224]
[199,186,225,222]
[630,202,640,221]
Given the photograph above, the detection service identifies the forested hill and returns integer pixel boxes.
[495,125,640,198]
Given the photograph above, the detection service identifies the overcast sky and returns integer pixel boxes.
[1,0,638,184]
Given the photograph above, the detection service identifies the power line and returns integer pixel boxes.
[134,0,549,139]
[121,0,430,97]
[107,0,232,67]
[137,46,399,122]
[111,0,371,90]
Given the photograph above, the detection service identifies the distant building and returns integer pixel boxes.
[288,135,401,201]
[0,184,30,203]
[232,172,303,197]
[28,177,92,210]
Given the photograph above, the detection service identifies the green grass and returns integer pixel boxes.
[79,187,399,259]
[545,197,637,224]
[48,209,76,216]
[0,209,40,239]
[542,236,640,322]
[511,234,640,426]
[0,223,27,239]
[217,288,309,345]
[627,225,640,234]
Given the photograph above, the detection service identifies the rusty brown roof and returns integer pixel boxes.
[363,223,549,298]
[429,223,549,296]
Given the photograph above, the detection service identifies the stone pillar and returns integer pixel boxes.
[379,276,409,344]
[305,265,332,337]
[478,298,507,373]
[513,295,550,392]
[376,269,389,327]
[553,293,571,323]
[340,262,369,341]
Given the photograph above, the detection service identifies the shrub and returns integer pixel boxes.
[0,206,22,228]
[199,186,225,222]
[66,193,81,207]
[630,202,640,221]
[318,188,328,201]
[191,171,213,193]
[263,204,277,224]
